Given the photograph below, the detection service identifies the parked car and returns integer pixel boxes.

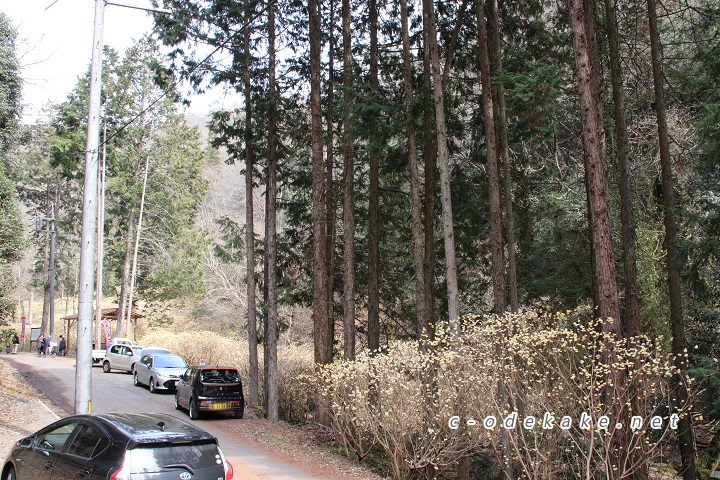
[102,345,143,373]
[133,353,188,393]
[0,412,234,480]
[92,338,136,366]
[139,346,171,355]
[175,366,244,420]
[102,346,170,374]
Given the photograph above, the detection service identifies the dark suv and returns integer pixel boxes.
[175,366,244,420]
[1,412,233,480]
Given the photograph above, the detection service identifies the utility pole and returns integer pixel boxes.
[75,0,170,415]
[76,0,105,415]
[49,202,56,346]
[95,118,108,349]
[36,202,57,349]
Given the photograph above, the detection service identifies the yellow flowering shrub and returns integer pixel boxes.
[315,307,691,480]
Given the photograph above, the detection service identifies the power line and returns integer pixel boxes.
[103,0,277,147]
[44,0,62,11]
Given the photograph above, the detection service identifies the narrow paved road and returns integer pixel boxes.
[4,353,327,480]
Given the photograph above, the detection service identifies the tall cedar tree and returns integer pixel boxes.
[263,0,279,421]
[647,0,697,477]
[325,0,336,354]
[310,0,332,370]
[568,0,621,329]
[422,0,437,340]
[486,0,518,312]
[569,0,629,474]
[342,0,356,360]
[604,1,645,474]
[367,0,381,353]
[244,0,259,408]
[604,0,640,339]
[400,0,428,338]
[475,0,506,314]
[424,0,460,330]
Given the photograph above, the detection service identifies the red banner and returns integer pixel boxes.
[102,319,112,349]
[20,316,26,342]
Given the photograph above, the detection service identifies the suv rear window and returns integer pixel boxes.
[200,369,240,383]
[128,441,223,474]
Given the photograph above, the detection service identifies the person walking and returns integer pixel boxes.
[11,333,19,354]
[58,335,66,356]
[37,334,44,357]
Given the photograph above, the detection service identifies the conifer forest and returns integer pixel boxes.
[2,0,720,478]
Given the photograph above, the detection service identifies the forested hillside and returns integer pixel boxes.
[2,0,720,478]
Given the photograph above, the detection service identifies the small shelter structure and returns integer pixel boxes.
[60,308,145,351]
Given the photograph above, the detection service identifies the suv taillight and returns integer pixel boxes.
[218,446,233,480]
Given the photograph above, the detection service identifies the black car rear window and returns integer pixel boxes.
[200,369,240,383]
[128,441,223,474]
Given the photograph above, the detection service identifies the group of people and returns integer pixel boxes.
[35,333,66,357]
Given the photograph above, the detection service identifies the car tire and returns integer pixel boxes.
[189,399,199,420]
[3,465,16,480]
[102,361,111,373]
[149,378,156,393]
[133,372,140,387]
[175,393,182,410]
[128,363,135,374]
[234,408,243,419]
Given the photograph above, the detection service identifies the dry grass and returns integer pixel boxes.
[138,330,315,422]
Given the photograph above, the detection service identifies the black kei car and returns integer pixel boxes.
[175,366,244,420]
[0,412,234,480]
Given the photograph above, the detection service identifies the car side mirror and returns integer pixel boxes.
[18,437,34,448]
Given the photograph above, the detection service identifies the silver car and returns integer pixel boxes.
[102,344,144,373]
[133,353,188,393]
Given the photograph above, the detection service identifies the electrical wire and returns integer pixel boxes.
[101,0,277,148]
[45,0,62,10]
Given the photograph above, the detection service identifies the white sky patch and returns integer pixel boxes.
[3,0,232,123]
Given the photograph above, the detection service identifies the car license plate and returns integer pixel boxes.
[209,402,230,410]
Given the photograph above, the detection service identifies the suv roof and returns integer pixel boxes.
[94,413,216,447]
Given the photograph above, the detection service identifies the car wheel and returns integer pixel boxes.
[149,378,156,393]
[128,363,135,374]
[234,408,243,419]
[189,399,199,420]
[174,393,182,410]
[133,372,140,387]
[102,361,111,373]
[3,465,17,480]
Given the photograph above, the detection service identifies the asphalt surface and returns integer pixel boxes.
[3,352,323,480]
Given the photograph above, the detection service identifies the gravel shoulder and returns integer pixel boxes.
[0,355,65,457]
